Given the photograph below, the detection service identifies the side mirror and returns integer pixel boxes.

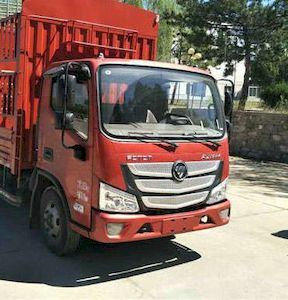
[44,63,91,81]
[64,112,74,130]
[54,112,74,130]
[66,75,77,110]
[226,119,233,142]
[44,65,65,78]
[68,62,92,82]
[224,91,233,117]
[78,64,92,82]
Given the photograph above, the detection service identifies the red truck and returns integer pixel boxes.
[0,0,232,255]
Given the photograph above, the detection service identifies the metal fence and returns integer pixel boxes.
[0,0,22,19]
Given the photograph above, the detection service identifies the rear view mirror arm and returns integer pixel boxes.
[61,62,72,150]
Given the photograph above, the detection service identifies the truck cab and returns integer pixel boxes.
[33,58,231,254]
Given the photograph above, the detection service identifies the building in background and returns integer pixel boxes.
[0,0,22,19]
[209,60,261,101]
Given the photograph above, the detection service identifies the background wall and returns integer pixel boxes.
[230,111,288,163]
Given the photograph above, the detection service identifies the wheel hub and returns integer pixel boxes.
[43,201,61,239]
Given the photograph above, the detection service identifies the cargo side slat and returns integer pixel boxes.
[0,0,158,175]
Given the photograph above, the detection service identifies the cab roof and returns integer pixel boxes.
[91,58,212,78]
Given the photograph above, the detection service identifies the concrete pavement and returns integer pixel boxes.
[0,157,287,299]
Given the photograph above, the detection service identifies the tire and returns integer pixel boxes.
[40,186,80,256]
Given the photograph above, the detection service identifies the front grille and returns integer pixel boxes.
[135,175,215,194]
[124,160,222,211]
[142,191,209,209]
[128,160,220,178]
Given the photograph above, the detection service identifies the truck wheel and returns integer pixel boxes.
[40,186,80,256]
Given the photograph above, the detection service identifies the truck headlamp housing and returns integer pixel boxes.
[99,183,140,213]
[207,179,228,205]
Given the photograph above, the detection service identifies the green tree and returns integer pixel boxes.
[173,0,287,110]
[251,25,288,87]
[121,0,178,62]
[121,0,143,8]
[146,0,178,62]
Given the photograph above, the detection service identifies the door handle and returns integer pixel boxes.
[43,147,54,162]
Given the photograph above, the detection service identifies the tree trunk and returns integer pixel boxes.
[238,53,251,111]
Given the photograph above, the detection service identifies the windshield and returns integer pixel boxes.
[99,65,225,140]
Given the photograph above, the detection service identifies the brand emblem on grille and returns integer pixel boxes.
[172,161,188,182]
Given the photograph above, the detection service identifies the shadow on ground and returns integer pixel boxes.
[0,200,201,287]
[229,157,288,198]
[272,230,288,240]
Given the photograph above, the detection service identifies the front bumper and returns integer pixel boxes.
[88,200,230,243]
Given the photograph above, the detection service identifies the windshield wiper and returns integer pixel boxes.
[182,133,221,149]
[128,132,178,150]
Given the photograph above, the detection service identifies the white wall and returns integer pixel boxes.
[209,60,246,99]
[209,60,261,101]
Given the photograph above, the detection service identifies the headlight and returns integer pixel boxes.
[99,183,139,213]
[207,179,228,205]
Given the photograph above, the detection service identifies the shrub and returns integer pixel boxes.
[261,82,288,109]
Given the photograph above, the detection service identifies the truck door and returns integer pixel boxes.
[37,65,94,229]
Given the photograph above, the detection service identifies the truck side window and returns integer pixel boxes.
[51,77,89,140]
